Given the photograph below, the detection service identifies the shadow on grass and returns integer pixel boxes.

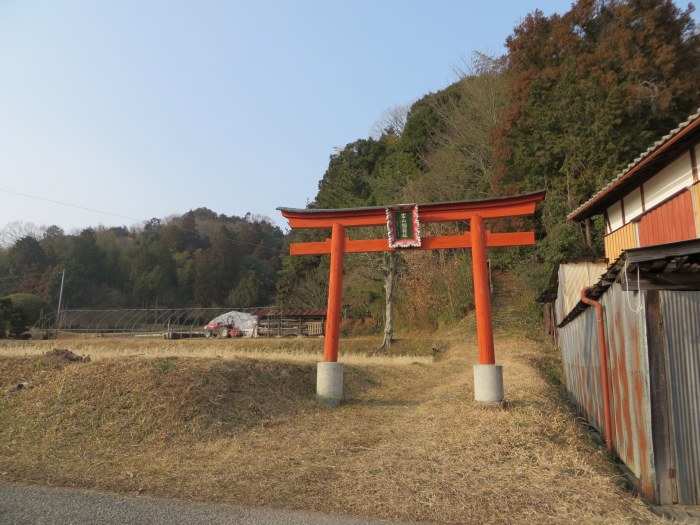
[342,398,424,407]
[502,398,550,410]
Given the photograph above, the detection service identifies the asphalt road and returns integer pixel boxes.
[0,482,412,525]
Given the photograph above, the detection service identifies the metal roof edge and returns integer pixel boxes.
[625,238,700,264]
[557,255,626,328]
[557,238,700,328]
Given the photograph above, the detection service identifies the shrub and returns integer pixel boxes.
[4,293,53,326]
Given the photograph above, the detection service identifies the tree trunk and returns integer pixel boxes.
[376,251,397,353]
[584,218,593,250]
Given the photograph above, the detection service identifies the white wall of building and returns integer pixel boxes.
[643,152,693,210]
[605,151,694,233]
[623,187,644,223]
[608,200,624,232]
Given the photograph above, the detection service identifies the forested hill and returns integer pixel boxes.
[279,0,700,330]
[0,209,283,310]
[2,0,699,332]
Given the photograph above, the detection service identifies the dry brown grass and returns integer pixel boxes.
[0,334,440,362]
[0,331,665,524]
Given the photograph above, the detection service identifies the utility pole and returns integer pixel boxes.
[56,269,65,340]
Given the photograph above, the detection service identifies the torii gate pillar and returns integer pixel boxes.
[471,214,503,403]
[317,222,345,405]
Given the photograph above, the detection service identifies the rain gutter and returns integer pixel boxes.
[581,286,614,454]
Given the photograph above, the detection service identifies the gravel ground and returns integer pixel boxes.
[0,482,415,525]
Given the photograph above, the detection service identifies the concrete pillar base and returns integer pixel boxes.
[473,364,504,404]
[316,362,343,406]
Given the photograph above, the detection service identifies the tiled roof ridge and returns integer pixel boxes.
[566,107,700,221]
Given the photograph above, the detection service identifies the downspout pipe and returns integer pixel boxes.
[581,286,614,454]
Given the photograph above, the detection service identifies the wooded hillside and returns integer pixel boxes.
[0,209,283,311]
[279,0,700,331]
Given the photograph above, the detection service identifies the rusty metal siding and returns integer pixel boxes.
[602,285,655,500]
[638,190,696,247]
[604,222,637,262]
[559,284,656,501]
[559,307,606,436]
[660,291,700,505]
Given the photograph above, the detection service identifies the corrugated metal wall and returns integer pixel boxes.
[560,285,700,505]
[555,262,608,324]
[660,291,700,505]
[602,286,655,499]
[638,190,696,247]
[559,284,656,501]
[604,222,637,262]
[559,305,605,431]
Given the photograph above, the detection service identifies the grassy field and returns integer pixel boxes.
[0,324,666,524]
[0,334,439,364]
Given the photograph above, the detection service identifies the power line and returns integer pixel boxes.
[0,189,142,223]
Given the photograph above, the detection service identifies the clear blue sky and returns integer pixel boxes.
[0,0,577,233]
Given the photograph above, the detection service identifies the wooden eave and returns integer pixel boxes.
[278,190,546,229]
[567,112,700,222]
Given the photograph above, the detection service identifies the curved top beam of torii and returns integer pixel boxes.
[277,190,546,229]
[278,190,546,255]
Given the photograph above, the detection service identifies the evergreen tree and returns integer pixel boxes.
[497,0,700,265]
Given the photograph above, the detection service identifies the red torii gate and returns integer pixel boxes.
[278,190,545,405]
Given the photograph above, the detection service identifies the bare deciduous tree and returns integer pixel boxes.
[0,221,43,248]
[406,52,506,203]
[371,104,411,138]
